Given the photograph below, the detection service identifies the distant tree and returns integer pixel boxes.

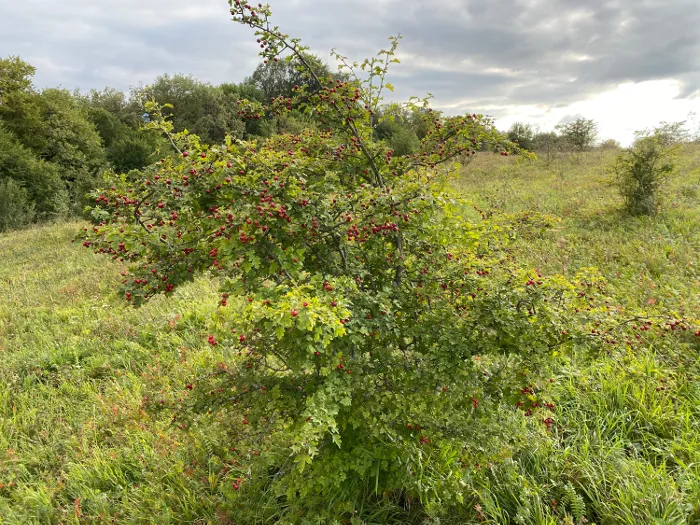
[1,85,107,211]
[246,56,333,103]
[0,56,35,105]
[79,89,164,173]
[507,122,535,151]
[556,118,598,151]
[374,106,421,156]
[0,57,84,224]
[637,120,690,147]
[0,124,68,227]
[135,74,245,144]
[0,178,34,231]
[220,82,268,137]
[531,131,561,163]
[78,87,141,125]
[105,131,161,174]
[220,82,266,103]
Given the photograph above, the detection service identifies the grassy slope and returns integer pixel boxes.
[0,224,235,523]
[454,145,700,523]
[0,146,699,523]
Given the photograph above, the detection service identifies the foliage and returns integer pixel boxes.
[246,55,334,103]
[220,81,269,137]
[0,124,68,225]
[599,138,621,150]
[635,119,691,147]
[531,131,561,163]
[134,74,246,145]
[507,122,535,151]
[373,105,427,156]
[83,106,162,173]
[74,1,586,519]
[107,134,162,174]
[556,118,598,151]
[2,4,699,523]
[71,2,699,522]
[0,56,35,105]
[1,85,108,211]
[78,87,143,126]
[0,178,35,231]
[611,128,679,216]
[0,52,348,231]
[2,143,699,522]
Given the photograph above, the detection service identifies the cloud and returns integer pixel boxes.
[1,0,699,143]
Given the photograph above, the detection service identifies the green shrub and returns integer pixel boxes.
[386,125,420,156]
[374,109,421,156]
[611,134,677,216]
[75,2,691,521]
[0,124,69,223]
[599,138,621,151]
[556,118,598,152]
[106,135,159,173]
[0,178,35,231]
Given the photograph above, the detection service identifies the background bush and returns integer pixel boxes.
[0,124,68,228]
[611,128,679,216]
[0,178,34,231]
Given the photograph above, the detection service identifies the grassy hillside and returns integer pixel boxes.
[1,146,700,523]
[460,144,700,314]
[0,224,234,522]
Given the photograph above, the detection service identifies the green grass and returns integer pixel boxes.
[453,144,700,524]
[0,224,237,523]
[1,145,700,523]
[459,145,700,314]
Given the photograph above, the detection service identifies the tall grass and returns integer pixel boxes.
[1,145,699,522]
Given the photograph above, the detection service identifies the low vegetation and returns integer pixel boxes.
[2,1,700,523]
[1,148,699,525]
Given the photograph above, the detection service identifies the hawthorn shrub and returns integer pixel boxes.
[75,2,699,521]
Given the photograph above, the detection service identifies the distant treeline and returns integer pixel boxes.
[0,54,346,231]
[1,54,695,231]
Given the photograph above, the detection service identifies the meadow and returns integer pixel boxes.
[1,145,700,524]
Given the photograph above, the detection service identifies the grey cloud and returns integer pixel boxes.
[0,0,699,122]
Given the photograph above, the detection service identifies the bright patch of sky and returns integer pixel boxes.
[493,80,700,146]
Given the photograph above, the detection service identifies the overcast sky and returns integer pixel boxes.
[2,0,699,144]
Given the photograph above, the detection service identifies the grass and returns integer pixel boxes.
[1,145,700,523]
[0,224,236,523]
